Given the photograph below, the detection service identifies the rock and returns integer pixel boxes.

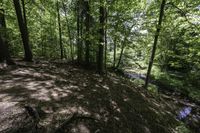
[0,102,39,133]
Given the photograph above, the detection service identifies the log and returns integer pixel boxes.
[0,102,39,133]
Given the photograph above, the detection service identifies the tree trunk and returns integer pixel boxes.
[113,37,117,68]
[77,0,83,63]
[13,0,33,61]
[144,0,166,89]
[62,2,74,61]
[0,102,39,133]
[116,41,125,69]
[80,9,83,62]
[57,0,63,59]
[0,36,6,62]
[0,9,14,65]
[84,1,90,66]
[104,7,108,74]
[21,0,27,26]
[97,0,105,73]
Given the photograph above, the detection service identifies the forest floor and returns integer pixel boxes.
[0,60,199,133]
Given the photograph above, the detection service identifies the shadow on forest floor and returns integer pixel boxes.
[0,61,187,133]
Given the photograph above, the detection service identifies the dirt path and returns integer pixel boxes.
[0,61,187,133]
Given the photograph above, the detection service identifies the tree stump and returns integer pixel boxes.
[0,102,39,133]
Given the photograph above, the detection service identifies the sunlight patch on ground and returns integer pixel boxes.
[10,68,35,75]
[0,63,185,133]
[102,85,109,90]
[31,88,51,101]
[71,123,90,133]
[111,100,121,113]
[0,94,13,102]
[148,107,159,115]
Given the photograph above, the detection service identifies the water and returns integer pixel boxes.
[177,107,192,120]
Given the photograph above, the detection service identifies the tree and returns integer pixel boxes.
[97,0,105,73]
[13,0,33,61]
[57,0,63,59]
[84,0,91,66]
[77,0,82,63]
[113,37,117,68]
[0,8,14,65]
[144,0,166,89]
[104,5,108,73]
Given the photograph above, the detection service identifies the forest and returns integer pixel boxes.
[0,0,199,133]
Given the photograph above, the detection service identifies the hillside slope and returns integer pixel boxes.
[0,61,189,133]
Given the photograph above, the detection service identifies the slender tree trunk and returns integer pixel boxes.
[97,0,105,73]
[116,41,125,69]
[77,0,83,63]
[104,7,108,74]
[67,17,74,61]
[21,0,27,26]
[80,10,83,61]
[113,37,117,68]
[84,1,90,66]
[40,13,45,57]
[0,9,14,65]
[0,36,5,62]
[57,0,63,59]
[144,0,166,89]
[13,0,33,61]
[77,0,80,62]
[62,3,74,61]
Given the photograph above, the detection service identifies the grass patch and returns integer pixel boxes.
[132,78,158,96]
[175,123,191,133]
[151,66,200,101]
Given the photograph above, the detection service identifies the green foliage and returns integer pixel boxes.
[1,0,199,102]
[132,78,158,95]
[152,70,200,101]
[132,78,145,87]
[175,123,191,133]
[147,84,158,95]
[188,89,200,101]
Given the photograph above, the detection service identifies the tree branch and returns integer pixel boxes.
[166,2,200,30]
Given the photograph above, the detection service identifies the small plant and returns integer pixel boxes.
[175,123,190,133]
[148,84,158,95]
[189,90,200,101]
[132,78,159,95]
[132,78,145,87]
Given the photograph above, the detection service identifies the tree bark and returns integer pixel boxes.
[57,0,63,59]
[21,0,27,26]
[0,9,14,65]
[97,0,105,73]
[13,0,33,61]
[144,0,166,89]
[104,7,108,74]
[77,0,83,63]
[0,36,6,62]
[62,3,74,61]
[116,40,126,69]
[113,37,117,68]
[80,7,83,63]
[84,0,90,66]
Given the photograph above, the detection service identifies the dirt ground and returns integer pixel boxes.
[0,61,195,133]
